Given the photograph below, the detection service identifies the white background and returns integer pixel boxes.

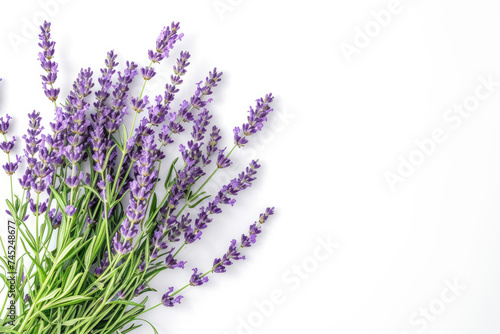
[1,0,500,333]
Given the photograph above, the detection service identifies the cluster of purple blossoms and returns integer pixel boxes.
[158,66,222,150]
[149,22,183,64]
[44,107,67,168]
[64,67,94,115]
[189,268,209,286]
[161,286,183,307]
[113,134,160,255]
[234,93,275,147]
[191,68,223,110]
[134,283,147,297]
[165,51,190,107]
[107,61,139,135]
[48,208,62,229]
[0,78,19,178]
[91,51,120,175]
[140,22,184,87]
[183,160,261,245]
[0,136,15,155]
[149,109,222,260]
[94,51,118,115]
[0,115,11,138]
[21,111,52,215]
[0,107,21,177]
[3,155,21,176]
[38,21,60,103]
[167,207,274,304]
[202,125,222,166]
[212,207,274,274]
[94,251,110,277]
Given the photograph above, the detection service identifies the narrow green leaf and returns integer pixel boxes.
[49,185,67,210]
[44,295,93,310]
[164,157,179,190]
[188,195,211,208]
[36,288,61,304]
[136,318,158,334]
[84,237,96,269]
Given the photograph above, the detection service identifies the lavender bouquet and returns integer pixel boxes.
[0,21,274,333]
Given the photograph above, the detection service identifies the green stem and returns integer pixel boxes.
[128,61,153,136]
[3,134,13,203]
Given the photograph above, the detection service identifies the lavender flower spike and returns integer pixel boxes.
[214,208,275,273]
[234,93,274,147]
[2,155,21,175]
[162,287,183,307]
[0,114,12,135]
[189,268,209,286]
[38,21,60,103]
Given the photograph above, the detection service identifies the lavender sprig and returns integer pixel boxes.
[38,21,60,107]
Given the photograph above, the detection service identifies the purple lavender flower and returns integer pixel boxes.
[165,252,186,269]
[38,21,60,103]
[156,66,223,149]
[65,205,76,217]
[216,148,232,169]
[94,251,110,277]
[138,261,146,273]
[161,287,183,307]
[233,126,249,147]
[189,268,209,286]
[150,22,183,63]
[204,126,221,163]
[31,178,48,194]
[166,214,191,243]
[18,171,34,191]
[213,208,274,273]
[134,283,146,297]
[141,67,156,80]
[183,160,261,244]
[212,239,245,273]
[0,137,16,154]
[105,61,139,134]
[234,94,274,147]
[173,51,190,77]
[2,155,21,175]
[64,145,84,165]
[0,115,12,135]
[115,133,158,255]
[150,225,168,259]
[162,51,191,107]
[48,208,62,229]
[112,232,133,255]
[190,109,212,142]
[190,68,223,110]
[120,220,139,239]
[93,50,118,116]
[177,100,194,122]
[64,68,94,116]
[29,198,48,216]
[259,207,275,224]
[65,172,83,189]
[131,96,150,114]
[147,95,168,126]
